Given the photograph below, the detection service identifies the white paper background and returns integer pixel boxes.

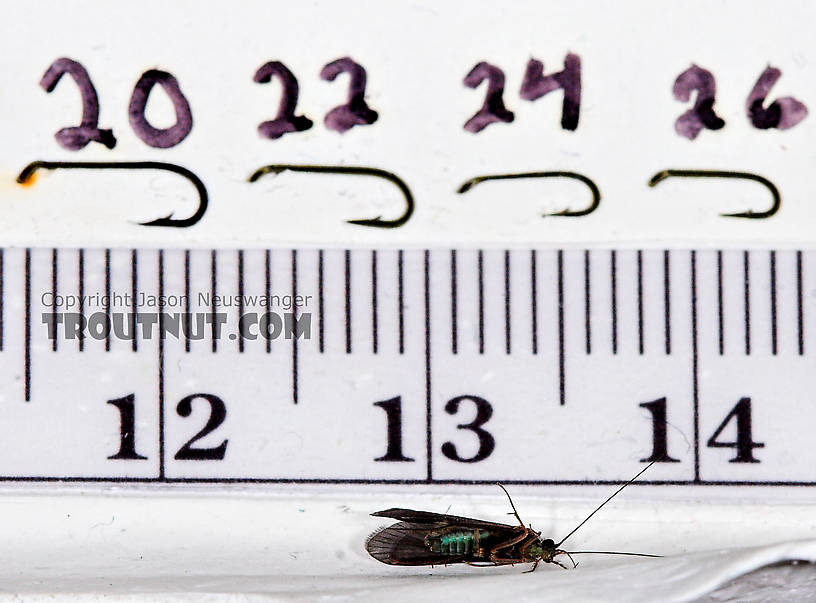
[0,488,815,601]
[2,0,816,600]
[1,0,815,249]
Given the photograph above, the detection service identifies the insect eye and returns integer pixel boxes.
[542,538,555,548]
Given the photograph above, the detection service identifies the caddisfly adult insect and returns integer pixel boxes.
[366,462,659,572]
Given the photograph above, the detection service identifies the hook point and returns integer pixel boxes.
[347,216,383,227]
[139,214,177,227]
[546,209,572,217]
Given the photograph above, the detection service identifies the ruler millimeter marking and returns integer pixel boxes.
[158,249,166,479]
[1,247,814,485]
[691,250,700,482]
[12,247,809,389]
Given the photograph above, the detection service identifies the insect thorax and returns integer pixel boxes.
[425,528,492,555]
[528,542,545,559]
[527,538,558,562]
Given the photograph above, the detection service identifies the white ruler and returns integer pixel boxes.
[1,246,811,486]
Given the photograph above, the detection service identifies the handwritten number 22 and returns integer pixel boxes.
[254,57,377,139]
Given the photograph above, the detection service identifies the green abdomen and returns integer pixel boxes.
[426,530,492,555]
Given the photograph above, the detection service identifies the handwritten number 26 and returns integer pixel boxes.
[673,63,808,139]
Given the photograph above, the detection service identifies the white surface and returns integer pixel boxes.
[0,488,814,601]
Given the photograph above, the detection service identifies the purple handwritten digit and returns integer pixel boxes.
[746,66,808,130]
[463,62,514,133]
[673,65,725,140]
[128,70,193,148]
[254,61,313,139]
[39,58,116,150]
[320,57,378,133]
[520,54,581,130]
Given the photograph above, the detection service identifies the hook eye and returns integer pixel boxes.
[16,160,208,227]
[457,171,600,217]
[648,169,780,219]
[248,164,414,228]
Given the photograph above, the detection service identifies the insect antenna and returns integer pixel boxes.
[496,483,525,527]
[555,461,655,548]
[569,551,661,558]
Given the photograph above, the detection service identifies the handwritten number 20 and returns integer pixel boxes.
[41,57,193,150]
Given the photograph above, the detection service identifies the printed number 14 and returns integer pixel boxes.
[641,396,764,463]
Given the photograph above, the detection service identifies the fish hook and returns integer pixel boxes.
[457,171,600,217]
[16,160,208,227]
[248,164,414,228]
[648,169,780,219]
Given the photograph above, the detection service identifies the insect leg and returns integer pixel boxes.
[497,483,525,527]
[489,532,541,567]
[488,530,530,559]
[465,561,517,567]
[558,550,577,568]
[489,556,524,564]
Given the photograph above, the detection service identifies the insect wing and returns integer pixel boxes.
[366,521,468,566]
[371,508,517,531]
[367,509,523,566]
